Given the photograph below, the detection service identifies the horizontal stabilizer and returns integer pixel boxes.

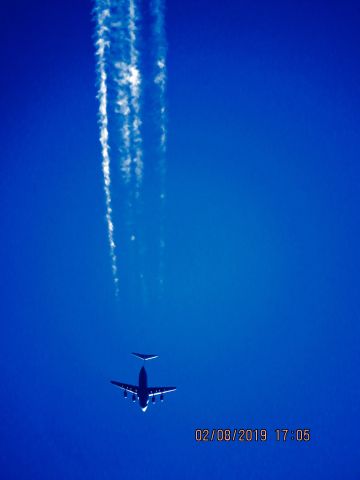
[132,352,159,361]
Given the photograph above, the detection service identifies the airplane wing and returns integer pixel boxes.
[110,381,138,394]
[147,386,176,396]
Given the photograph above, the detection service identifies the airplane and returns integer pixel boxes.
[110,352,176,412]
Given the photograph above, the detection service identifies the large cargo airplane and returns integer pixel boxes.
[110,353,176,412]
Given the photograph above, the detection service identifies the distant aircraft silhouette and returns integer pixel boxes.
[111,353,176,412]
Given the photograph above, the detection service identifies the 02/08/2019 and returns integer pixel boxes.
[194,429,311,442]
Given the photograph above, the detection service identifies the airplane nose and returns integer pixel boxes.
[141,406,148,412]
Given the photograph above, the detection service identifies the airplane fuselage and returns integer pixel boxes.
[110,353,176,411]
[138,366,149,412]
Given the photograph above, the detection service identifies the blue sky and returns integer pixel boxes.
[1,1,360,479]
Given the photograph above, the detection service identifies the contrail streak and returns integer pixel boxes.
[94,0,119,295]
[94,0,167,299]
[152,0,167,157]
[114,59,132,183]
[128,0,143,193]
[113,0,143,188]
[112,0,144,299]
[152,0,167,293]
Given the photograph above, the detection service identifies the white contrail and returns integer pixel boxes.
[112,0,143,189]
[152,0,167,157]
[114,61,132,183]
[152,0,167,293]
[128,0,143,192]
[94,0,119,295]
[112,2,132,183]
[94,0,167,298]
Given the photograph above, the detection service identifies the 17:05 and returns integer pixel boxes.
[275,429,310,441]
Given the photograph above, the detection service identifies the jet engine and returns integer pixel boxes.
[160,394,164,402]
[152,396,156,403]
[132,394,136,402]
[124,390,127,398]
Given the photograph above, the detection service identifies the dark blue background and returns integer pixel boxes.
[1,1,360,478]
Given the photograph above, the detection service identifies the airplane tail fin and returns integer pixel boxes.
[132,352,159,361]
